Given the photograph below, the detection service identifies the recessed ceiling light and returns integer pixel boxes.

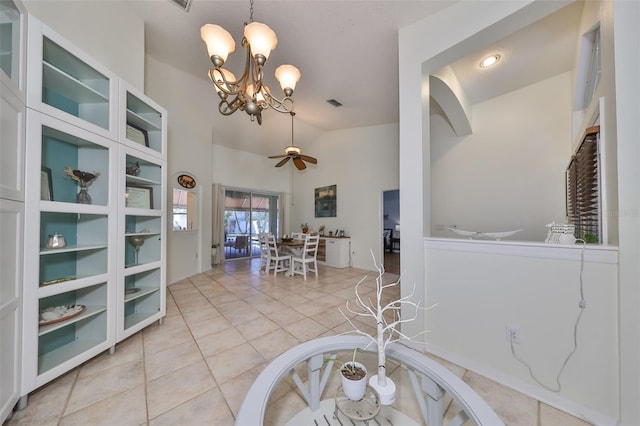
[480,54,501,68]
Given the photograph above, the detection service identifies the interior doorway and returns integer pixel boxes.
[383,189,400,275]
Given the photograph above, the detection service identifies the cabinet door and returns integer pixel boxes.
[119,80,166,159]
[22,110,116,393]
[0,0,26,97]
[0,198,23,422]
[325,239,350,268]
[117,146,166,341]
[26,16,117,140]
[0,81,25,202]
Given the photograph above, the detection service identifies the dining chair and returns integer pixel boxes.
[291,234,320,280]
[266,234,291,276]
[291,232,304,240]
[258,233,271,273]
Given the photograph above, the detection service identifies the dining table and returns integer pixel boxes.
[277,238,306,258]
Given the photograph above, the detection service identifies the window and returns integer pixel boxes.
[566,126,600,243]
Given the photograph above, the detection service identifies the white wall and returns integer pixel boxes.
[400,0,640,423]
[612,2,640,424]
[292,124,399,271]
[144,56,217,284]
[425,240,618,423]
[22,0,144,90]
[431,72,572,242]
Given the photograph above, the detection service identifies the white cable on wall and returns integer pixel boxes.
[510,239,587,393]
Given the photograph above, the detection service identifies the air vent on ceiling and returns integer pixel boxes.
[326,99,343,107]
[169,0,191,12]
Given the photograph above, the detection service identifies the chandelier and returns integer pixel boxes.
[200,0,301,125]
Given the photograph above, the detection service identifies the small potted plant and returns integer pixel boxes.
[211,243,219,256]
[301,223,309,233]
[331,349,367,401]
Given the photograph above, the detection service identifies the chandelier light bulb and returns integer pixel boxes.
[244,22,278,61]
[275,64,301,95]
[201,24,236,65]
[210,68,236,93]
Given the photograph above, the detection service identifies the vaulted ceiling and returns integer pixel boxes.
[124,0,583,157]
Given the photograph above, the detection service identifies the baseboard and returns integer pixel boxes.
[423,343,617,426]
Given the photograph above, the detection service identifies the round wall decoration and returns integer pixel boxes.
[177,174,196,189]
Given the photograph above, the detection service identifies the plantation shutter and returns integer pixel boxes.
[566,126,600,243]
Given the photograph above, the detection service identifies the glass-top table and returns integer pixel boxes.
[235,335,504,426]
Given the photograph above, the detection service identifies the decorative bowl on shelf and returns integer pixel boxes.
[39,305,86,326]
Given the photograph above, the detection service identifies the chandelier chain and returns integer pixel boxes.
[249,0,254,23]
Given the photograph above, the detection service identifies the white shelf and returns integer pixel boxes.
[125,174,160,186]
[38,273,109,298]
[37,336,106,375]
[124,311,158,330]
[124,286,158,303]
[37,305,106,336]
[39,200,110,215]
[126,108,161,132]
[40,243,107,255]
[124,260,161,274]
[42,61,108,104]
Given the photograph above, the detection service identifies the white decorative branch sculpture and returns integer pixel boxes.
[338,250,433,404]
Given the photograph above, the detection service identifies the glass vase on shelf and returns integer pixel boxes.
[64,167,100,205]
[76,184,92,204]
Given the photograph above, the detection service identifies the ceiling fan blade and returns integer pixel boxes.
[275,157,291,167]
[299,154,317,164]
[293,157,306,170]
[269,154,289,159]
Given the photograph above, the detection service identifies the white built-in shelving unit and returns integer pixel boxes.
[18,15,167,409]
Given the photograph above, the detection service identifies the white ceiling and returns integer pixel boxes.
[124,0,583,158]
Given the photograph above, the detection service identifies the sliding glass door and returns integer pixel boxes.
[224,189,279,259]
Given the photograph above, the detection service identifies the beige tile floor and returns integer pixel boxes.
[7,259,592,426]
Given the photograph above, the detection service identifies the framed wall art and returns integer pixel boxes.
[315,184,337,217]
[126,186,153,209]
[126,122,149,147]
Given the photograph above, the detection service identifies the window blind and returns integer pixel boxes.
[566,126,600,243]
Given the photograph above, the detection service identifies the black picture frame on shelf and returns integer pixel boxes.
[41,166,53,201]
[126,122,149,147]
[126,186,153,209]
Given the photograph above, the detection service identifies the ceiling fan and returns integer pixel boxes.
[268,112,317,170]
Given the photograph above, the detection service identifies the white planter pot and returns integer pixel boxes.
[341,362,367,401]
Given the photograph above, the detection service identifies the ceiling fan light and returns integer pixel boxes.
[200,24,236,65]
[244,22,277,61]
[285,146,301,155]
[275,64,301,94]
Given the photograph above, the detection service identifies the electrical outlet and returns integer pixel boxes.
[506,325,521,344]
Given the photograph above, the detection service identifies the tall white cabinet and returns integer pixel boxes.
[18,15,167,407]
[0,0,27,423]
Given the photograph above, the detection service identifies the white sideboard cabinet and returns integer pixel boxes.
[19,15,167,409]
[319,237,350,268]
